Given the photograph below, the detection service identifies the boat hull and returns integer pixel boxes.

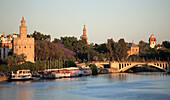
[9,77,32,81]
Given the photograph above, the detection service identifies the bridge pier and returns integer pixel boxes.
[110,62,120,73]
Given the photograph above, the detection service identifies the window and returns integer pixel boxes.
[136,49,137,51]
[25,46,26,48]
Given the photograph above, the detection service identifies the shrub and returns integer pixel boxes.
[90,64,98,75]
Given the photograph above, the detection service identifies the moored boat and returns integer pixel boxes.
[9,70,32,81]
[78,67,91,76]
[61,67,79,78]
[43,69,62,79]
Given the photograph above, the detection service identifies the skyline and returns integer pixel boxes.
[0,0,170,44]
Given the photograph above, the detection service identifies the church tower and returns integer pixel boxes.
[20,17,27,39]
[149,34,157,48]
[83,24,88,44]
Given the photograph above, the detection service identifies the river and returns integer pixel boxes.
[0,72,170,100]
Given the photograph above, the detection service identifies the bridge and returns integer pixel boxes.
[91,61,170,73]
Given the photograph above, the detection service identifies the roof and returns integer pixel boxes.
[128,43,139,48]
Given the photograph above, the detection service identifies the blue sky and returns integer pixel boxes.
[0,0,170,44]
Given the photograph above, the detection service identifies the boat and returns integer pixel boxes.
[9,70,32,81]
[61,67,79,78]
[32,74,42,80]
[43,69,62,79]
[78,67,91,76]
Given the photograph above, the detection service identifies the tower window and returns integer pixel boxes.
[25,46,26,48]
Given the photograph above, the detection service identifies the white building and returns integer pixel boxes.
[0,34,18,59]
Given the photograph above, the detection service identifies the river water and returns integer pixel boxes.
[0,72,170,100]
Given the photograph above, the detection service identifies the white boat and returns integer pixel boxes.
[44,69,62,79]
[61,67,79,78]
[78,67,91,76]
[9,70,32,81]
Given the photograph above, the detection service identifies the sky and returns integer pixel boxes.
[0,0,170,44]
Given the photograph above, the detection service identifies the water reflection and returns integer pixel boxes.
[12,81,32,85]
[15,89,34,100]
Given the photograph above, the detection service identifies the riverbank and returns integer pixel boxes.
[0,76,8,82]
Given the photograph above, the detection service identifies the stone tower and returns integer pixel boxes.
[83,24,88,44]
[149,34,157,48]
[13,17,34,63]
[20,17,27,39]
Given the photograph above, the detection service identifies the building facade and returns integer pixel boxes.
[82,24,88,44]
[149,34,157,48]
[127,41,139,57]
[0,34,17,59]
[13,17,34,63]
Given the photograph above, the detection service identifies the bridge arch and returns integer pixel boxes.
[118,62,169,72]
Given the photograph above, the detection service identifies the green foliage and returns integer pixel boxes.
[145,48,160,60]
[35,61,46,70]
[128,55,141,62]
[52,38,61,43]
[138,40,170,61]
[0,64,10,72]
[162,41,170,49]
[61,36,78,51]
[35,40,64,61]
[2,54,26,67]
[139,40,149,56]
[159,49,170,61]
[17,61,38,71]
[93,38,128,62]
[31,31,51,41]
[90,64,98,75]
[63,61,77,68]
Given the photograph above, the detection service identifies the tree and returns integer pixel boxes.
[31,31,51,41]
[53,38,61,43]
[162,41,170,49]
[90,64,98,75]
[60,36,78,51]
[17,61,38,71]
[139,40,149,56]
[116,38,128,61]
[128,55,141,62]
[63,61,77,68]
[106,39,115,61]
